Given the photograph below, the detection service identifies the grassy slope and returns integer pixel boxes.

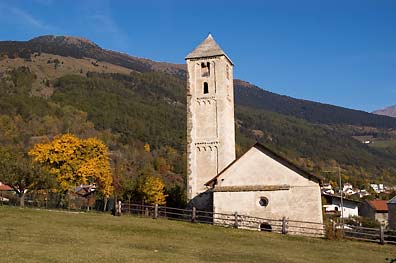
[0,206,394,263]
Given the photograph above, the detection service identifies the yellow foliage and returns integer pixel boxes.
[29,134,113,197]
[144,143,150,152]
[137,175,167,205]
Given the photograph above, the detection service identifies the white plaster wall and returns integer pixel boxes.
[330,199,359,218]
[214,187,322,223]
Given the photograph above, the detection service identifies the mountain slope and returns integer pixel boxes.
[1,35,396,186]
[2,35,396,130]
[0,35,186,77]
[234,80,396,128]
[373,105,396,118]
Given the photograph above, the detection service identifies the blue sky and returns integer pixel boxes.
[0,0,395,112]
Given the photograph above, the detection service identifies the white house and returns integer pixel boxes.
[322,193,360,218]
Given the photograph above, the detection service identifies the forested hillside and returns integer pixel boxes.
[234,80,396,128]
[1,35,396,205]
[2,36,396,129]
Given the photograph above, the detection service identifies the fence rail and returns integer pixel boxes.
[120,203,396,244]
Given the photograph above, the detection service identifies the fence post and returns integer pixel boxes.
[234,212,239,228]
[191,207,196,223]
[282,217,288,234]
[154,204,158,219]
[379,225,385,245]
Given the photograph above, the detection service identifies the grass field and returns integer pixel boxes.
[0,206,395,263]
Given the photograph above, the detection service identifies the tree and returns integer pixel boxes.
[137,175,167,205]
[0,148,54,207]
[29,134,113,198]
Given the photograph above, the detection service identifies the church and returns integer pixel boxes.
[185,34,323,227]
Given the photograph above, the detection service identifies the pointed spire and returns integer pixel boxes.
[185,34,232,64]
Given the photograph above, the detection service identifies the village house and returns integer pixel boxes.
[388,196,396,229]
[357,189,370,198]
[0,182,12,203]
[185,34,323,230]
[370,183,385,194]
[359,200,388,226]
[322,193,360,218]
[342,183,357,196]
[321,183,334,195]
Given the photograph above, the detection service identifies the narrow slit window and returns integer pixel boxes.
[203,82,209,94]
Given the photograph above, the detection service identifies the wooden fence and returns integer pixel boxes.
[121,203,396,245]
[121,203,325,237]
[2,194,395,245]
[343,225,396,245]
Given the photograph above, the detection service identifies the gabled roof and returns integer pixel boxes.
[205,142,323,186]
[388,196,396,204]
[185,34,233,64]
[368,200,388,212]
[0,182,12,191]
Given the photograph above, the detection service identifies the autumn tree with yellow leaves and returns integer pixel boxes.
[29,134,113,198]
[137,175,167,205]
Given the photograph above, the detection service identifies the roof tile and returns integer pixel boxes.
[369,200,388,212]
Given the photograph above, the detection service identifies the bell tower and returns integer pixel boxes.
[185,34,236,207]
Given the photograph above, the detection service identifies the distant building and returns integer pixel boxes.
[357,189,370,198]
[0,182,13,202]
[359,200,388,226]
[342,183,356,196]
[0,182,12,191]
[370,184,385,194]
[75,184,96,197]
[321,183,334,195]
[388,196,396,230]
[322,193,360,218]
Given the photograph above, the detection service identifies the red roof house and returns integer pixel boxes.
[0,182,12,191]
[359,200,389,226]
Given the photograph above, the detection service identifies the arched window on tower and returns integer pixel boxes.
[203,82,209,94]
[201,62,210,77]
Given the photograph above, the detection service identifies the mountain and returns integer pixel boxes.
[0,35,186,77]
[234,80,396,128]
[2,35,396,129]
[1,35,396,188]
[373,105,396,118]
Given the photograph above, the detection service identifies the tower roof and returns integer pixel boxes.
[185,34,233,64]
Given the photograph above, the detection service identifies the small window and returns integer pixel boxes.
[259,197,269,207]
[226,64,230,79]
[260,223,272,232]
[203,82,209,94]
